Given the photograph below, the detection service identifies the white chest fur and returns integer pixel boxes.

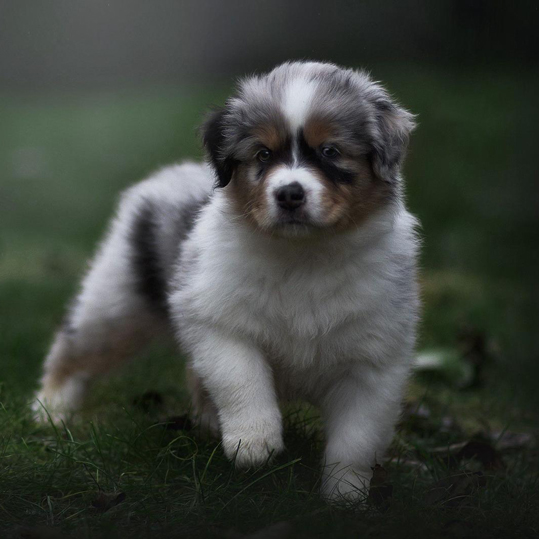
[171,194,419,385]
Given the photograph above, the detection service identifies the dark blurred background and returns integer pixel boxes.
[1,0,538,88]
[1,0,538,404]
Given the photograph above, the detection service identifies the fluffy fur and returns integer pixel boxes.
[32,61,420,503]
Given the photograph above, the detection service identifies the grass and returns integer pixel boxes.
[0,64,538,538]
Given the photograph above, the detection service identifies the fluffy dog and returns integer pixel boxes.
[33,61,420,502]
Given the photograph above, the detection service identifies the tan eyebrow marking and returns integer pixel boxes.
[303,117,337,148]
[253,124,285,151]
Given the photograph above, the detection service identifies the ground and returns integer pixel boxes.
[1,65,538,538]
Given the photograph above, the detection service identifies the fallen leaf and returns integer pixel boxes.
[425,472,486,506]
[370,463,388,486]
[91,491,126,513]
[457,437,505,471]
[368,464,393,509]
[428,435,504,471]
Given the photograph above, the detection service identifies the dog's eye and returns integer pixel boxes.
[321,146,340,159]
[257,148,272,162]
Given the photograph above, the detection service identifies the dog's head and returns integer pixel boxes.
[202,61,415,236]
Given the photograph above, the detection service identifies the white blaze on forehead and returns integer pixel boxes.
[265,165,324,220]
[282,77,318,132]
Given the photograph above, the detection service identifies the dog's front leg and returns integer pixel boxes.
[189,328,283,468]
[321,363,408,503]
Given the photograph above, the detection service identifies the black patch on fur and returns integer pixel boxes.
[297,130,356,184]
[201,107,237,188]
[176,195,210,243]
[274,136,294,166]
[130,203,168,315]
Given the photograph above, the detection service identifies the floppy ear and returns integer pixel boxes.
[201,107,237,188]
[370,99,416,183]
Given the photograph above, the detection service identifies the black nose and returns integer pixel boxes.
[275,182,305,210]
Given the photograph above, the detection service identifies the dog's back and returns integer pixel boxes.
[119,162,213,313]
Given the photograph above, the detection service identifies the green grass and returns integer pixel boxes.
[1,65,538,538]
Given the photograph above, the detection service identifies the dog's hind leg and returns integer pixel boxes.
[32,191,170,424]
[33,311,164,425]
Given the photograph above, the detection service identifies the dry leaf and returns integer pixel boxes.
[457,437,505,471]
[429,435,505,470]
[425,472,486,506]
[91,491,126,513]
[368,464,393,508]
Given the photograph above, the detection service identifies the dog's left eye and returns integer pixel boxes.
[321,146,340,159]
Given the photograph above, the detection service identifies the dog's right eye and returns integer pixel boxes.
[321,145,340,159]
[256,149,272,162]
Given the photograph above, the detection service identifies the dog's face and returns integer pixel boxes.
[203,62,415,236]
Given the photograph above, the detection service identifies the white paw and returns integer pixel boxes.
[31,377,87,425]
[222,421,284,468]
[31,392,73,425]
[321,466,372,504]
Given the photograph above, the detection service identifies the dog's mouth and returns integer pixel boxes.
[275,208,313,226]
[269,209,321,236]
[279,214,309,225]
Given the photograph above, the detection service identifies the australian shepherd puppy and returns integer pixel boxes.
[33,61,420,502]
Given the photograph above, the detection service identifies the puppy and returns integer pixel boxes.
[33,61,420,502]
